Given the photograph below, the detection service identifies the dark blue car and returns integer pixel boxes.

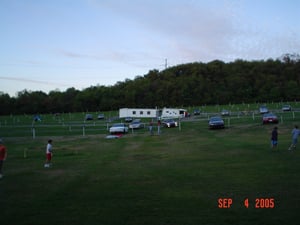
[209,117,225,129]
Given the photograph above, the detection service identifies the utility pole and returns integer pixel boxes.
[165,58,168,69]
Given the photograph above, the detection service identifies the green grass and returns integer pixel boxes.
[1,110,300,225]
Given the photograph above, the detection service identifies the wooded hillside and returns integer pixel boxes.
[1,56,299,115]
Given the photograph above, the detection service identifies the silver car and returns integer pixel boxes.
[259,106,269,114]
[129,119,144,129]
[109,123,129,134]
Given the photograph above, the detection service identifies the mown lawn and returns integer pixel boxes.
[1,117,300,225]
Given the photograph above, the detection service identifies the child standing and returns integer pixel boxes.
[271,127,278,149]
[0,139,7,179]
[149,121,154,135]
[44,139,53,168]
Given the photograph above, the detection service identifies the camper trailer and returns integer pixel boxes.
[161,108,188,119]
[119,108,158,118]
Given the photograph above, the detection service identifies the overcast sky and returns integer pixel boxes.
[1,0,299,97]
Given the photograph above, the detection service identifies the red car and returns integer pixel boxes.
[262,113,278,124]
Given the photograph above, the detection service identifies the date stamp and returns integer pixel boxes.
[218,198,275,209]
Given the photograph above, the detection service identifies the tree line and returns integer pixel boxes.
[1,56,300,115]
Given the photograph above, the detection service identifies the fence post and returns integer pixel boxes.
[293,111,295,119]
[32,127,36,139]
[24,148,27,158]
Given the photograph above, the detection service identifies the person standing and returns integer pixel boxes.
[288,125,300,151]
[157,120,161,135]
[149,120,154,135]
[44,139,53,168]
[271,127,278,149]
[0,139,7,179]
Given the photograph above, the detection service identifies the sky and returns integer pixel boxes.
[1,0,299,97]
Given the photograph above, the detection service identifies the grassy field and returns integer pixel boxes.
[1,106,300,225]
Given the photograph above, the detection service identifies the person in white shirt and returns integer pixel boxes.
[44,139,53,168]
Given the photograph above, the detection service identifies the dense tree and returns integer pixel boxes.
[1,57,300,115]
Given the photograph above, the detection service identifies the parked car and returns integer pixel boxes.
[221,109,230,116]
[162,119,178,128]
[33,115,42,122]
[193,109,201,115]
[259,106,269,114]
[124,117,133,123]
[97,114,105,120]
[262,113,278,124]
[85,114,93,120]
[109,123,129,134]
[282,105,292,111]
[209,117,225,129]
[129,119,144,129]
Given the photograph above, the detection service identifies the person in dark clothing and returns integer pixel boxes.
[271,127,278,149]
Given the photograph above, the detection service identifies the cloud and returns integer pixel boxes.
[0,76,68,87]
[59,48,161,69]
[91,0,300,62]
[91,0,239,62]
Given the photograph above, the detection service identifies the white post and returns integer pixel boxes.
[281,116,283,123]
[83,126,85,136]
[24,148,27,158]
[293,111,295,119]
[179,118,181,131]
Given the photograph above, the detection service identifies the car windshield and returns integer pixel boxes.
[263,113,275,117]
[112,123,124,127]
[210,117,222,121]
[132,119,140,123]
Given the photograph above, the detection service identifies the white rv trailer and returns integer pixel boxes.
[161,108,188,119]
[119,108,158,118]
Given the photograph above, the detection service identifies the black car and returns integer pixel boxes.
[124,117,133,123]
[209,117,225,129]
[162,119,178,128]
[193,109,201,115]
[221,109,230,116]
